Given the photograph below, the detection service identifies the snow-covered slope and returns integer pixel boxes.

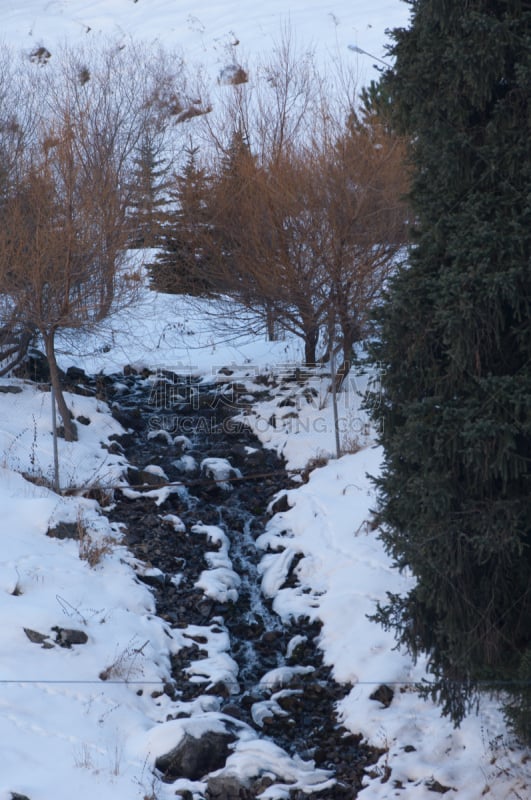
[0,0,409,84]
[0,2,529,800]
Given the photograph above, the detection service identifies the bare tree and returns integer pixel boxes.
[192,115,408,367]
[311,113,410,374]
[194,28,323,167]
[169,35,409,369]
[0,41,187,439]
[0,48,41,373]
[0,126,132,439]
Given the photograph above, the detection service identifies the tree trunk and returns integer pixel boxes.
[303,325,319,365]
[265,304,278,341]
[43,330,77,442]
[335,321,360,390]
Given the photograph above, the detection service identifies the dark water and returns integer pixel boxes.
[95,369,378,798]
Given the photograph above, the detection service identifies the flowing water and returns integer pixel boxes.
[91,368,378,798]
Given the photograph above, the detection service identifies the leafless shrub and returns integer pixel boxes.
[78,531,114,568]
[73,742,95,770]
[99,636,149,682]
[168,32,410,374]
[0,41,186,439]
[77,512,117,567]
[300,450,331,483]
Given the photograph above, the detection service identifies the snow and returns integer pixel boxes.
[0,2,529,800]
[1,314,527,800]
[259,666,316,691]
[200,457,242,490]
[191,522,241,603]
[58,284,305,378]
[0,1,410,88]
[222,737,336,798]
[0,446,172,800]
[161,513,186,533]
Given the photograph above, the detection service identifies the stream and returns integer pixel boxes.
[90,367,379,799]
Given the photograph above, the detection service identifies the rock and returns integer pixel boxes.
[221,703,245,721]
[278,396,296,407]
[252,776,275,795]
[173,435,192,454]
[11,793,31,800]
[46,522,80,540]
[106,441,124,455]
[136,569,167,588]
[205,681,232,699]
[137,468,167,487]
[163,682,178,701]
[229,444,266,470]
[155,729,236,781]
[206,774,253,799]
[269,492,291,514]
[126,466,141,485]
[66,365,88,383]
[69,384,96,398]
[0,385,22,394]
[148,429,173,444]
[111,405,144,432]
[16,350,64,383]
[52,627,88,647]
[200,457,240,489]
[24,628,51,645]
[109,431,134,449]
[76,415,91,425]
[426,779,456,794]
[369,684,394,708]
[261,630,283,645]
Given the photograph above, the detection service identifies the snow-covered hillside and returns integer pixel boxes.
[0,3,529,800]
[0,293,529,800]
[0,0,410,85]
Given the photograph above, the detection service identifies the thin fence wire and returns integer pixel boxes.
[0,678,530,687]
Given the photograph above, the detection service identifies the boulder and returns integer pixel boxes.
[155,729,236,781]
[206,774,253,799]
[46,522,79,540]
[369,684,394,708]
[0,385,22,394]
[23,628,51,646]
[269,492,291,515]
[65,365,88,383]
[15,350,59,383]
[52,627,88,648]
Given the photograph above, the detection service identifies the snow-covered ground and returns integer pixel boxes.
[0,287,529,800]
[0,0,410,87]
[0,2,529,799]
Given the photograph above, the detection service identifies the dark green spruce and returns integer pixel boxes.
[366,0,531,738]
[147,144,215,295]
[127,134,171,249]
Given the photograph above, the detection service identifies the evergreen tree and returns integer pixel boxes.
[209,126,260,295]
[127,134,171,248]
[367,0,531,736]
[359,78,394,130]
[147,144,214,295]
